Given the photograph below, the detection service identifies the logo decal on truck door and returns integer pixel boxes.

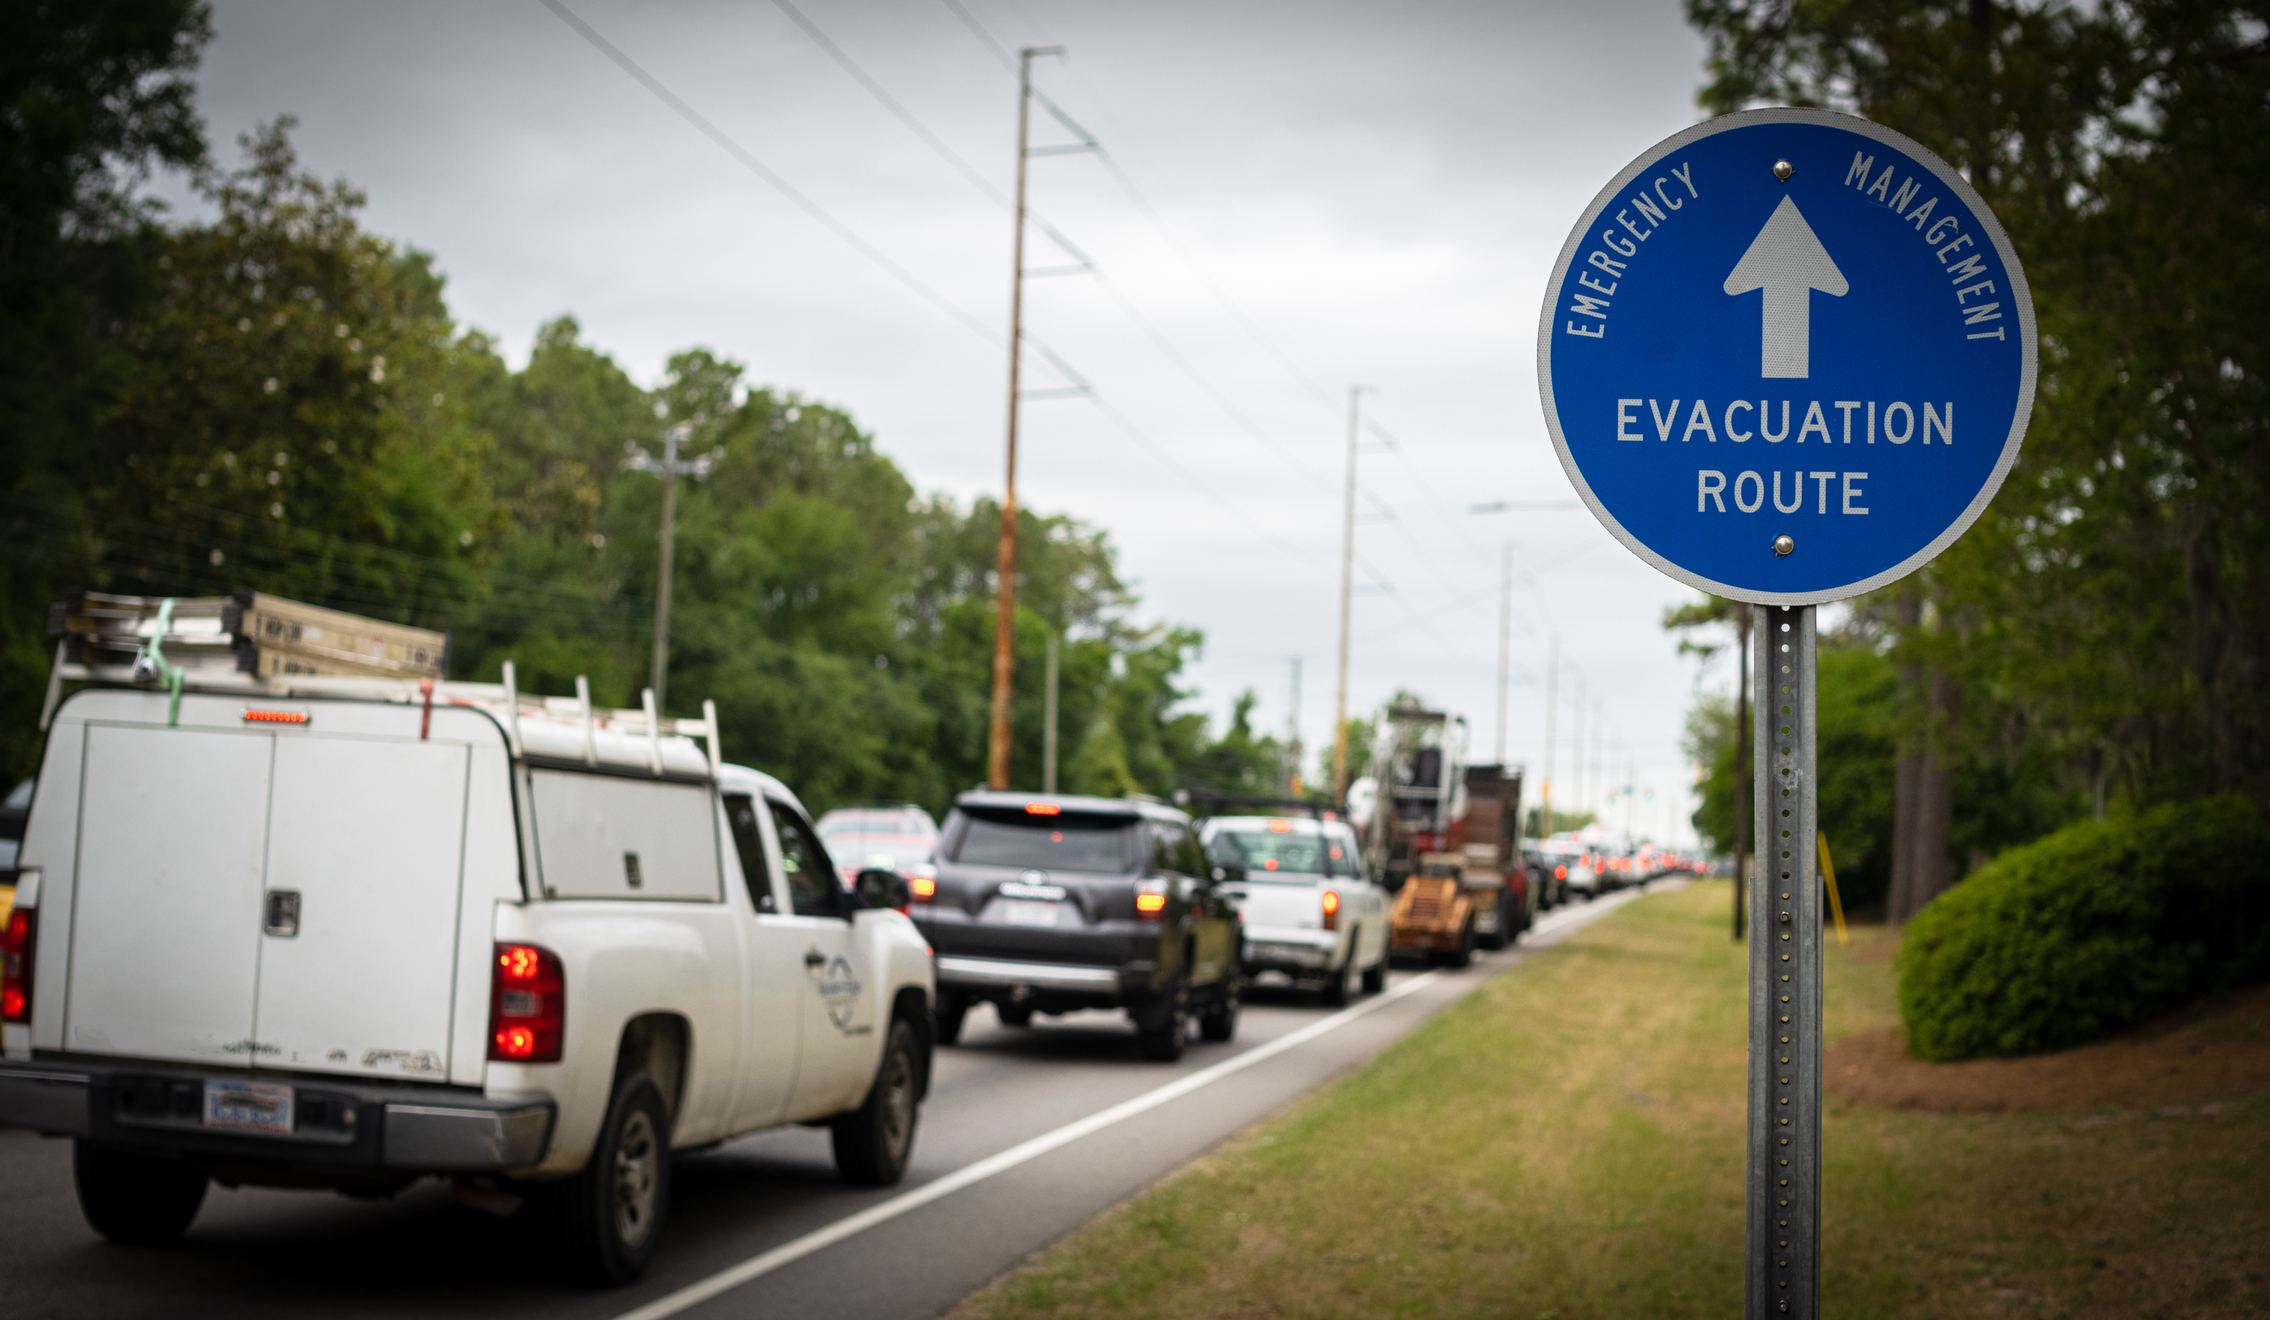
[817,955,864,1033]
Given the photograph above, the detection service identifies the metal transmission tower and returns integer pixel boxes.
[986,45,1065,789]
[1329,384,1371,804]
[623,423,716,713]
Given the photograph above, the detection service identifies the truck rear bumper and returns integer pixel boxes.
[0,1057,553,1174]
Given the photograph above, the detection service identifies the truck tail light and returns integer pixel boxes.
[489,942,564,1063]
[909,877,937,902]
[1555,865,1568,880]
[1,906,33,1024]
[1321,889,1341,931]
[1134,878,1168,918]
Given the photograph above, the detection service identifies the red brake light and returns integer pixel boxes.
[1555,865,1567,879]
[1263,858,1279,871]
[1024,802,1062,816]
[1267,819,1292,833]
[910,877,937,900]
[1,907,33,1024]
[489,942,564,1063]
[1321,888,1341,930]
[1135,893,1167,914]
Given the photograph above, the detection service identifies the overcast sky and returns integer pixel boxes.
[168,0,1729,844]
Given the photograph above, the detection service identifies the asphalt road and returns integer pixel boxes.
[0,885,1660,1320]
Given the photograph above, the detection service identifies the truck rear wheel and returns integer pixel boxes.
[1478,894,1510,951]
[1319,952,1358,1007]
[73,1142,208,1246]
[834,1018,920,1186]
[1361,949,1388,995]
[1137,984,1189,1062]
[934,990,969,1046]
[1199,983,1239,1042]
[1445,918,1476,969]
[544,1070,670,1285]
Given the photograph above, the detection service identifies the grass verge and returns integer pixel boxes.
[949,882,2269,1319]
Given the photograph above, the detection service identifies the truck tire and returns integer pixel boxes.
[1137,983,1189,1062]
[833,1017,921,1186]
[1445,918,1476,969]
[934,990,969,1046]
[1478,894,1510,951]
[1199,983,1239,1042]
[73,1142,208,1246]
[1319,951,1358,1007]
[1361,949,1388,995]
[545,1070,671,1285]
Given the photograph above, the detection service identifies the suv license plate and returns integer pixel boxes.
[204,1079,294,1136]
[1001,899,1062,928]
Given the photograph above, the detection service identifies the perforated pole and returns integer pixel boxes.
[1747,603,1820,1316]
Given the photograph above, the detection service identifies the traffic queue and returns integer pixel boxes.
[0,591,1700,1286]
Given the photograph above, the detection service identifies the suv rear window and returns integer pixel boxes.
[948,809,1137,873]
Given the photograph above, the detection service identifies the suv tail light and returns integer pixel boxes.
[2,905,34,1024]
[1134,877,1168,918]
[1320,889,1341,931]
[489,943,564,1062]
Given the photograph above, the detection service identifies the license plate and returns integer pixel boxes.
[1000,899,1062,928]
[204,1079,294,1136]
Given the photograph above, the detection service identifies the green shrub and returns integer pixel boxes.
[1897,795,2270,1061]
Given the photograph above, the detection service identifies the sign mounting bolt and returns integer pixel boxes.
[1773,534,1795,557]
[1773,159,1796,181]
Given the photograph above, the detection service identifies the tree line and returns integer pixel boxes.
[0,2,1290,817]
[1671,0,2266,917]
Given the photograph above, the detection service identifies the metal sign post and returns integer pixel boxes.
[1749,603,1819,1314]
[1534,107,2037,1317]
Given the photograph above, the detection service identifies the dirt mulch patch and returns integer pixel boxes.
[1826,983,2270,1115]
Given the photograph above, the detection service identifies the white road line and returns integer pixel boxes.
[610,883,1653,1320]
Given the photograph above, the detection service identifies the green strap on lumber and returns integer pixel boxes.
[147,597,185,728]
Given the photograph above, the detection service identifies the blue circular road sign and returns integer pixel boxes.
[1537,108,2036,604]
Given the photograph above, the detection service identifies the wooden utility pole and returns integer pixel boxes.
[988,46,1058,789]
[1494,542,1512,765]
[1329,385,1367,804]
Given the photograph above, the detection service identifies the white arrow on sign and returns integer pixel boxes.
[1723,196,1848,379]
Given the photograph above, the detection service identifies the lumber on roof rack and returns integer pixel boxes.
[50,589,448,680]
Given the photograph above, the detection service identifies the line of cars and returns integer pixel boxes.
[814,789,1402,1064]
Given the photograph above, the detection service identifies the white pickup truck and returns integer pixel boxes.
[0,671,935,1283]
[1199,814,1392,1005]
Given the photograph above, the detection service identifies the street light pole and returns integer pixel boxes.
[1495,542,1512,765]
[623,423,715,713]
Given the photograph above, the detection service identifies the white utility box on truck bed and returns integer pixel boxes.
[0,639,934,1283]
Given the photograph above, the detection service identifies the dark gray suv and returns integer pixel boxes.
[915,790,1241,1061]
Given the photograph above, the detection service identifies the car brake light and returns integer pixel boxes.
[1,906,34,1024]
[1555,865,1567,879]
[241,708,310,724]
[1135,893,1166,914]
[910,877,937,901]
[1024,802,1061,815]
[1263,858,1279,871]
[1267,819,1292,832]
[1135,877,1168,917]
[489,942,564,1063]
[1321,889,1340,931]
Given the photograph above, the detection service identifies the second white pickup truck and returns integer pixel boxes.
[0,667,935,1283]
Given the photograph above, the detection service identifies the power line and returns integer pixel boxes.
[539,0,1006,351]
[784,0,1336,495]
[538,0,1329,583]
